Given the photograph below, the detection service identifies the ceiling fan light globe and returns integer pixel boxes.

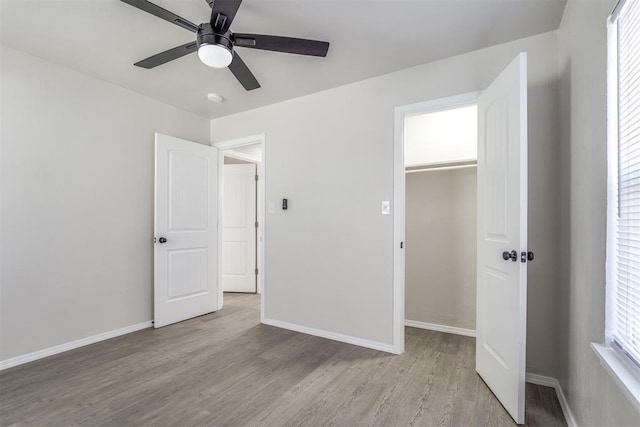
[198,44,233,68]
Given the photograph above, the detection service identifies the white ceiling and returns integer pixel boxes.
[0,0,566,119]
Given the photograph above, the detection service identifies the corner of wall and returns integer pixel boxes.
[209,118,216,146]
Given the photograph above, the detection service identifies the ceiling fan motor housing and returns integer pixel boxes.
[197,23,233,54]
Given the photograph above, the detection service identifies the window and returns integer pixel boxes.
[610,0,640,366]
[598,0,640,409]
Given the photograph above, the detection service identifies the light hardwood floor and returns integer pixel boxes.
[0,293,566,426]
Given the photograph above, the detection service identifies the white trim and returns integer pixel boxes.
[393,91,481,355]
[605,10,619,351]
[213,134,266,150]
[214,134,266,319]
[0,321,152,371]
[257,160,265,301]
[404,319,476,337]
[405,164,477,173]
[223,149,261,164]
[216,147,224,309]
[525,373,557,388]
[392,105,405,355]
[262,318,395,354]
[406,158,478,169]
[554,379,578,427]
[396,92,482,118]
[592,343,640,412]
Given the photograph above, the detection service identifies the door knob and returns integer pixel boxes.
[519,251,535,262]
[502,250,517,262]
[158,237,167,244]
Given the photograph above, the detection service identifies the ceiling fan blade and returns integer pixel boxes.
[210,0,243,32]
[134,41,198,69]
[120,0,199,32]
[228,52,260,91]
[234,34,329,57]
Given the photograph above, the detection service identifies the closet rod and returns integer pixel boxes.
[405,160,477,174]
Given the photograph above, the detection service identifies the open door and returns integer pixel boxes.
[223,163,257,293]
[476,52,528,424]
[154,133,219,328]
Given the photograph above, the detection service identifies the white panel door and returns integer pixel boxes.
[154,133,218,328]
[476,52,528,424]
[223,163,257,293]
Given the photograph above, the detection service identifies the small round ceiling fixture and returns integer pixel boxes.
[207,93,224,103]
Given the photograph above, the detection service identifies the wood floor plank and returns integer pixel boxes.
[0,294,566,427]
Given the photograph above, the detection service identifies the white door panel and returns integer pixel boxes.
[476,52,528,424]
[223,163,257,293]
[155,133,218,328]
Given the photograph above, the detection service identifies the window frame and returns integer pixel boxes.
[597,0,640,410]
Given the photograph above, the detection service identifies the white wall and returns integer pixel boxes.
[557,1,640,424]
[405,168,476,330]
[0,46,210,361]
[404,106,477,167]
[212,31,561,375]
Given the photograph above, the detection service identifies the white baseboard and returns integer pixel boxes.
[0,321,153,371]
[262,318,396,354]
[525,373,557,388]
[404,319,476,337]
[525,373,577,427]
[554,379,578,427]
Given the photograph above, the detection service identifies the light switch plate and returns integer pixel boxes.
[381,201,390,215]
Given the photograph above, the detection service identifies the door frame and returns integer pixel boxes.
[213,134,266,321]
[392,91,480,354]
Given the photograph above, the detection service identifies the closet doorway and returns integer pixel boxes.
[403,102,478,337]
[393,55,530,424]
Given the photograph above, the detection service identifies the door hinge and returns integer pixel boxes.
[255,221,259,228]
[255,174,259,181]
[255,268,259,275]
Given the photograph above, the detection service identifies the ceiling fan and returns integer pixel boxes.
[121,0,330,91]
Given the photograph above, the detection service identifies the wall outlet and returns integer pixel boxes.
[381,201,390,215]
